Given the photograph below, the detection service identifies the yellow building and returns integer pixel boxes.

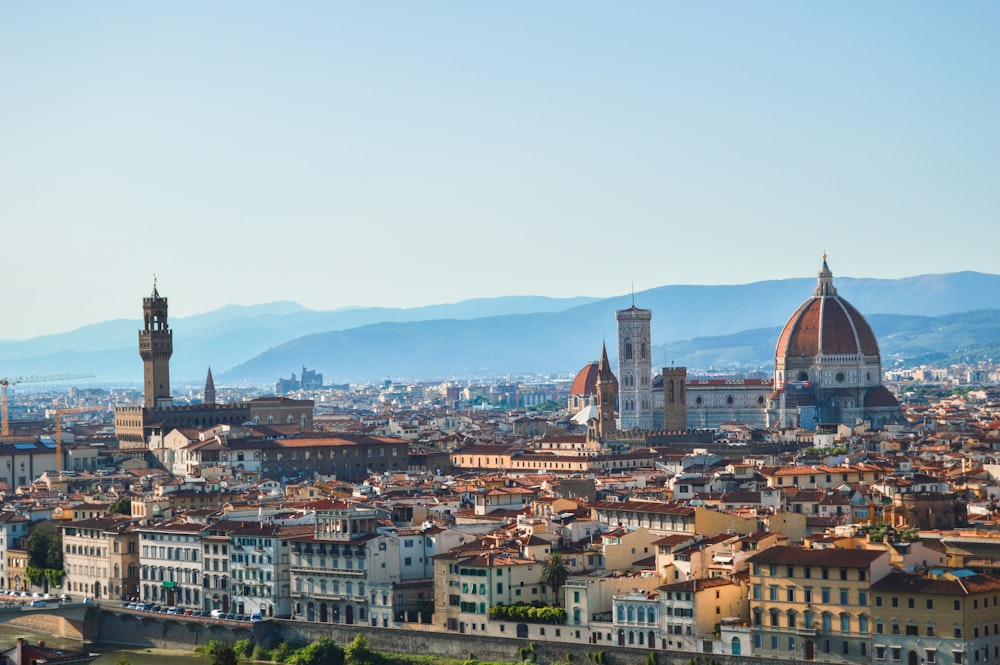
[747,545,891,663]
[871,569,1000,665]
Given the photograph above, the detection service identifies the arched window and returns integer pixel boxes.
[787,610,797,629]
[624,339,633,360]
[617,606,624,622]
[648,608,656,623]
[841,614,851,632]
[637,607,645,622]
[770,609,780,627]
[731,637,741,656]
[627,607,635,621]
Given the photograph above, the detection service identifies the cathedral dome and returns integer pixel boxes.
[570,361,618,397]
[775,258,880,362]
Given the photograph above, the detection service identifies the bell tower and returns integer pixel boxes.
[139,278,173,409]
[595,342,617,440]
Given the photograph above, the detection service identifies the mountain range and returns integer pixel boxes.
[2,272,999,387]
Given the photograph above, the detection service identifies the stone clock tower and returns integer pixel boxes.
[139,279,173,409]
[616,304,653,430]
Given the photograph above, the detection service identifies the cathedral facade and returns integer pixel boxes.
[639,258,901,431]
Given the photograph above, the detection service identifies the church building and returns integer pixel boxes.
[638,258,901,431]
[114,282,314,449]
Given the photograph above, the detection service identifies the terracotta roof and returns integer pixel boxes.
[746,545,886,567]
[775,261,879,359]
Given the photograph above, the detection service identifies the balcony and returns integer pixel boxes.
[291,565,365,577]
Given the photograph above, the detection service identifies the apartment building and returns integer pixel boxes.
[747,546,891,664]
[871,569,1000,665]
[137,521,205,609]
[61,515,137,601]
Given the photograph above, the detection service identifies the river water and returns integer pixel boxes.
[0,624,209,665]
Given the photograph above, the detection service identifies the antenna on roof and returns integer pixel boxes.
[631,283,635,308]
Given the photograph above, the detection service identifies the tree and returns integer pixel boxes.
[344,634,380,665]
[541,553,570,602]
[211,644,238,665]
[109,497,132,515]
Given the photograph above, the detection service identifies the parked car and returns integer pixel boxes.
[30,600,47,607]
[250,612,263,622]
[210,609,224,618]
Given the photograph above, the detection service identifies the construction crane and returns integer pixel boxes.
[54,403,106,475]
[1,373,95,436]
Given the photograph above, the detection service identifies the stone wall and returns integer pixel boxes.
[94,610,786,665]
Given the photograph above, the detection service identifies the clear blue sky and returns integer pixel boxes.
[2,3,998,339]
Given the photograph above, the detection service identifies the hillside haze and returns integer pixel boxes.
[3,272,998,386]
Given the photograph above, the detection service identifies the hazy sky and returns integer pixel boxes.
[2,3,998,340]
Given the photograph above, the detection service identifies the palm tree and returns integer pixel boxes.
[541,552,569,603]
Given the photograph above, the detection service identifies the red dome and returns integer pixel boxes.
[864,386,899,408]
[776,260,880,359]
[570,361,618,396]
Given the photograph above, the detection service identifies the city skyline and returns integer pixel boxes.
[3,3,998,340]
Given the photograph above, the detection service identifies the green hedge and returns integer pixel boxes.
[489,603,566,624]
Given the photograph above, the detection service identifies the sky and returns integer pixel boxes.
[2,3,998,340]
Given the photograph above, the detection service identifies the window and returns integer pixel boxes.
[892,596,899,608]
[787,566,794,578]
[955,600,962,611]
[841,615,850,632]
[954,652,964,665]
[787,588,795,602]
[876,595,883,607]
[927,651,936,664]
[907,623,918,636]
[892,648,902,662]
[840,589,849,605]
[927,623,935,637]
[859,615,869,633]
[840,569,848,580]
[769,586,779,601]
[909,597,915,609]
[753,585,761,600]
[822,588,831,603]
[876,646,886,661]
[804,588,813,603]
[859,591,867,606]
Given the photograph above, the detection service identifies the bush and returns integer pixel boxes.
[488,603,566,624]
[195,640,228,655]
[287,638,345,665]
[234,639,253,659]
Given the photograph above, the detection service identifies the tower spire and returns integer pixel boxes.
[814,253,837,297]
[204,366,216,405]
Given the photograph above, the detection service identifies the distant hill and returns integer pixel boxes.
[3,272,1000,386]
[224,309,1000,384]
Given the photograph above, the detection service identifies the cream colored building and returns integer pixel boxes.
[61,515,137,601]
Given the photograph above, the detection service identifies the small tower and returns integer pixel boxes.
[617,303,653,430]
[204,366,216,405]
[595,342,617,440]
[139,278,173,409]
[662,366,687,431]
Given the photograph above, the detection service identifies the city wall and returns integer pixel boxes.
[94,610,776,665]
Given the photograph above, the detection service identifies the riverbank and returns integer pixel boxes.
[0,624,209,665]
